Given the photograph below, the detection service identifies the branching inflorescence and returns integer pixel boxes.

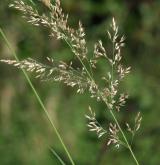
[1,0,142,164]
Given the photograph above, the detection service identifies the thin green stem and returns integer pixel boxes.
[65,28,140,164]
[109,109,140,165]
[131,123,137,146]
[0,28,75,165]
[63,33,139,165]
[64,28,139,164]
[111,41,115,83]
[63,37,93,81]
[28,0,36,6]
[50,148,66,165]
[107,40,139,165]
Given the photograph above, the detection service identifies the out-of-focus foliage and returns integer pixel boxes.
[0,0,160,164]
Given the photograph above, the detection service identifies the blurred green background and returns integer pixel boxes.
[0,0,160,164]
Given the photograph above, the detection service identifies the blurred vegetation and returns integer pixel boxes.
[0,0,160,164]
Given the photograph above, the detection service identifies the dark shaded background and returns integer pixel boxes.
[0,0,160,164]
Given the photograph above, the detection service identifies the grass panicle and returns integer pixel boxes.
[1,0,142,164]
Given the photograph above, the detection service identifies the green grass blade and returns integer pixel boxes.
[50,148,66,165]
[0,27,75,165]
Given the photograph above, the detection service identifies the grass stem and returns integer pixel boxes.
[0,28,75,165]
[109,109,140,165]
